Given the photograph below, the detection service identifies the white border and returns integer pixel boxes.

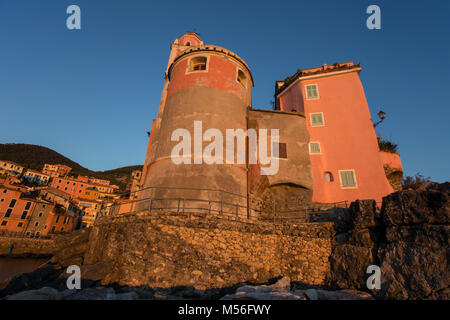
[310,112,325,126]
[309,142,321,154]
[338,169,358,189]
[185,54,210,74]
[305,84,320,100]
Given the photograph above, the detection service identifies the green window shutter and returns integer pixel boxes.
[310,142,321,154]
[341,171,356,187]
[306,85,318,99]
[311,113,323,126]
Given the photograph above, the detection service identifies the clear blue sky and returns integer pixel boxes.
[0,0,449,182]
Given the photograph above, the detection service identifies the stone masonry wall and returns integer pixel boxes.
[84,212,334,290]
[0,237,55,257]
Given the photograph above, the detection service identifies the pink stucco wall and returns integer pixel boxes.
[278,65,394,203]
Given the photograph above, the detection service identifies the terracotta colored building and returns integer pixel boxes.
[23,169,51,186]
[49,176,115,199]
[89,178,110,186]
[42,164,72,178]
[75,198,102,228]
[0,160,24,176]
[0,184,77,236]
[137,33,401,211]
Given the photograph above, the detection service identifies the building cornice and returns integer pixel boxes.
[168,46,254,86]
[276,66,361,99]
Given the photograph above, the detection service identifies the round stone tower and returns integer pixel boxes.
[140,33,254,211]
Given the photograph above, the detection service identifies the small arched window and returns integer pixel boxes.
[237,69,247,86]
[185,42,190,46]
[324,172,334,182]
[190,56,207,71]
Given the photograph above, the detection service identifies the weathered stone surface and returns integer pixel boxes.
[328,244,375,290]
[221,278,305,300]
[376,243,449,300]
[329,183,449,300]
[64,287,116,300]
[304,289,318,300]
[5,286,59,300]
[349,200,378,229]
[0,265,65,298]
[83,212,334,290]
[222,279,373,300]
[381,186,449,226]
[315,289,374,300]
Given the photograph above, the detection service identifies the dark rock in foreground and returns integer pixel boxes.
[328,183,449,300]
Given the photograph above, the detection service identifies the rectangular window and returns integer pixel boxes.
[4,208,12,218]
[310,112,324,126]
[55,216,60,223]
[305,84,319,99]
[189,56,207,72]
[8,199,16,208]
[24,201,31,210]
[339,170,357,188]
[21,211,28,219]
[1,221,7,226]
[309,142,321,154]
[17,222,23,227]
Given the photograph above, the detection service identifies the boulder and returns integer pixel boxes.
[381,188,449,226]
[5,286,59,300]
[0,265,64,298]
[221,290,305,300]
[304,289,318,300]
[376,243,449,300]
[316,289,374,300]
[328,244,376,290]
[268,276,291,291]
[64,287,116,300]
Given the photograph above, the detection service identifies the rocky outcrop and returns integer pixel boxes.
[383,165,403,191]
[328,200,381,290]
[220,276,373,300]
[2,276,373,300]
[328,183,449,300]
[376,183,449,300]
